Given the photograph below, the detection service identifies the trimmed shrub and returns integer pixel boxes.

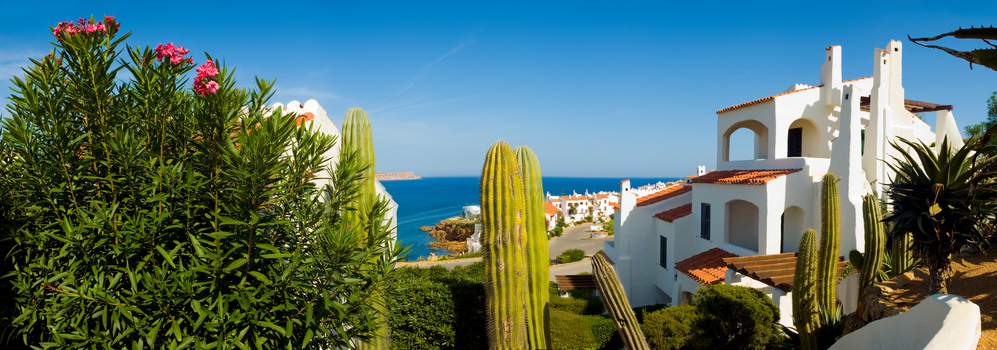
[693,284,781,350]
[632,303,668,324]
[558,248,586,264]
[642,304,704,350]
[388,263,488,350]
[550,295,604,315]
[550,308,616,350]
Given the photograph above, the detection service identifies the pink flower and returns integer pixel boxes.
[196,60,218,78]
[83,24,98,33]
[204,81,219,94]
[154,43,192,66]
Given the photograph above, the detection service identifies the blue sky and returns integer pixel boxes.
[2,1,996,177]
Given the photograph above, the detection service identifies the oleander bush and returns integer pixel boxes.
[557,248,586,264]
[0,16,403,349]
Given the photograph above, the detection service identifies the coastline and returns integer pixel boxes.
[376,171,421,181]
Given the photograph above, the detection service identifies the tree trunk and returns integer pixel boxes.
[926,253,952,295]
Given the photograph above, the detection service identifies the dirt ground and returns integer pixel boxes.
[884,245,997,349]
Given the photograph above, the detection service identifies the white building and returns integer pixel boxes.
[548,191,619,223]
[271,100,399,234]
[462,205,481,220]
[604,41,963,326]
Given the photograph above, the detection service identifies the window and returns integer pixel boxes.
[701,203,711,240]
[659,236,667,268]
[787,127,802,157]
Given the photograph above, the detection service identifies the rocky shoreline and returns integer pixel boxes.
[376,171,421,181]
[421,217,477,254]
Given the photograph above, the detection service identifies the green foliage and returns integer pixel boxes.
[550,295,604,315]
[558,249,586,264]
[859,194,886,292]
[792,229,819,350]
[962,92,997,156]
[693,284,781,350]
[592,253,650,350]
[515,145,552,349]
[884,136,997,294]
[887,235,915,278]
[387,263,487,350]
[0,17,403,349]
[910,27,997,71]
[549,308,616,350]
[817,173,841,314]
[480,141,528,349]
[604,220,615,235]
[641,304,703,350]
[631,304,667,324]
[552,226,564,237]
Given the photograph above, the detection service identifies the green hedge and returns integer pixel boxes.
[388,263,487,350]
[557,248,586,264]
[550,308,617,350]
[550,295,604,315]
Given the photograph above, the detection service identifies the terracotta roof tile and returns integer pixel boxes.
[723,253,852,292]
[544,202,561,215]
[620,179,629,184]
[635,184,692,207]
[562,195,590,201]
[295,112,315,126]
[610,202,620,211]
[675,248,739,286]
[551,198,561,202]
[716,76,873,114]
[653,203,692,222]
[689,169,801,185]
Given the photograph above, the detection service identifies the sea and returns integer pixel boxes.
[381,177,682,260]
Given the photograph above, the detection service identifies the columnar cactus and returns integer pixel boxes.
[793,229,820,350]
[515,146,551,349]
[481,141,528,349]
[890,231,914,278]
[592,253,651,350]
[859,194,886,292]
[342,107,376,207]
[343,107,389,350]
[817,173,841,313]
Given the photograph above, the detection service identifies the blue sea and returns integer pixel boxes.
[381,177,682,259]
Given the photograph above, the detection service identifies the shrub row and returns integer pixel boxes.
[557,248,586,264]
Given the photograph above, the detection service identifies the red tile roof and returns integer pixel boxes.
[653,203,692,222]
[295,112,315,126]
[635,184,692,207]
[620,179,629,184]
[610,202,620,211]
[675,248,739,286]
[544,202,561,215]
[690,169,801,185]
[551,198,561,202]
[562,195,590,201]
[723,253,852,292]
[716,77,873,114]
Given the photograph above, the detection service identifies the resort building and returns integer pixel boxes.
[604,40,963,326]
[547,191,619,224]
[270,100,399,234]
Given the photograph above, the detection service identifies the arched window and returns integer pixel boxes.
[787,118,821,158]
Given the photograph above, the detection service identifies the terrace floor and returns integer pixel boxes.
[884,245,997,349]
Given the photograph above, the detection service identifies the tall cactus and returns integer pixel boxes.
[515,146,551,349]
[592,253,651,350]
[793,229,820,350]
[481,141,528,349]
[342,107,376,207]
[816,173,841,314]
[859,194,886,292]
[343,107,389,350]
[890,231,914,278]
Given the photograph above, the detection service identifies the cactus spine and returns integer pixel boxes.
[481,141,528,349]
[816,173,841,314]
[592,253,651,350]
[515,146,551,349]
[860,194,886,292]
[343,108,389,350]
[792,229,820,350]
[890,231,914,278]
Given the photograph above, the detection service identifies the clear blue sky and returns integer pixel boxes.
[2,1,995,177]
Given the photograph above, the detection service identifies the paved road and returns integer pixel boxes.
[548,224,613,260]
[399,224,612,277]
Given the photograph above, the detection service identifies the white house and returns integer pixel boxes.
[270,100,399,234]
[548,191,619,224]
[462,205,481,220]
[604,41,963,326]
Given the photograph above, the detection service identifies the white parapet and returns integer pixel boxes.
[830,294,981,350]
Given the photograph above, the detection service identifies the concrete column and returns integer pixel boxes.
[829,85,866,254]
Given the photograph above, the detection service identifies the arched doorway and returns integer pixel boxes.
[722,120,769,161]
[781,206,806,253]
[726,199,759,252]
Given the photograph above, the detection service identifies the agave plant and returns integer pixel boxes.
[883,136,997,294]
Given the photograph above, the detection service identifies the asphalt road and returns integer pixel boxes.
[398,224,613,281]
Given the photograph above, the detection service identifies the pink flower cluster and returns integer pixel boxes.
[52,16,118,41]
[193,60,220,95]
[154,43,193,65]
